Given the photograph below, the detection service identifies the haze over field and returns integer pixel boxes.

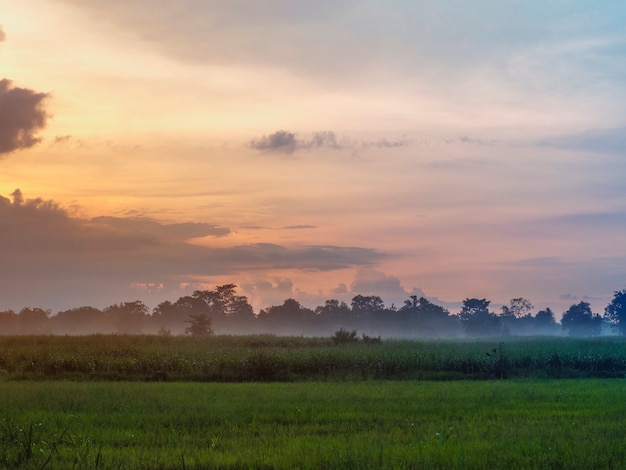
[1,1,626,316]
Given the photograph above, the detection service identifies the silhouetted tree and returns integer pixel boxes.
[605,289,626,335]
[192,284,255,332]
[0,309,18,334]
[104,301,148,334]
[459,298,502,337]
[52,306,105,334]
[184,313,214,336]
[500,297,533,318]
[315,299,354,333]
[533,308,559,335]
[561,301,601,337]
[398,296,457,336]
[18,307,50,334]
[257,298,316,335]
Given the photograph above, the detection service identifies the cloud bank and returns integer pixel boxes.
[0,191,384,310]
[0,79,49,155]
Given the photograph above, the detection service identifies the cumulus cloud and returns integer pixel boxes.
[0,191,384,310]
[0,79,50,155]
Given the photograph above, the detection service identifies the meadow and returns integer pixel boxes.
[2,380,626,468]
[2,335,626,468]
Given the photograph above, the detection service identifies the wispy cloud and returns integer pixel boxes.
[0,79,50,156]
[537,127,626,155]
[250,130,338,153]
[250,129,409,154]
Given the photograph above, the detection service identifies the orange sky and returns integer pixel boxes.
[2,0,626,316]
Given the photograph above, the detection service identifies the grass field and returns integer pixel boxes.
[2,335,626,468]
[2,334,626,381]
[2,379,626,468]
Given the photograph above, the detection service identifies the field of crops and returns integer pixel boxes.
[2,379,626,468]
[2,334,626,381]
[2,335,626,468]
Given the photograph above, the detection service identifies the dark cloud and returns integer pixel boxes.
[0,79,50,155]
[250,130,411,154]
[249,130,339,153]
[0,191,384,310]
[250,130,297,153]
[91,216,230,240]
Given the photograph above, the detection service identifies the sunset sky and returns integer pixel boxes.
[1,1,626,317]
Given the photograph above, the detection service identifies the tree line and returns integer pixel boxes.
[1,284,626,338]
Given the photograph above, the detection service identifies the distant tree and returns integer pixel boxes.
[604,289,626,335]
[500,297,534,318]
[192,284,255,332]
[52,306,105,334]
[104,300,148,334]
[561,302,601,337]
[534,308,559,334]
[184,313,214,336]
[458,298,502,337]
[398,296,456,336]
[257,298,316,334]
[0,309,18,334]
[315,299,354,332]
[351,295,385,316]
[18,307,51,334]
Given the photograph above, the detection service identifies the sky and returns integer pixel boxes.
[1,0,626,317]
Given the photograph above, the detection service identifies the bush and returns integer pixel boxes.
[332,328,358,345]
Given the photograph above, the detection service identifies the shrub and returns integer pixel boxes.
[332,328,358,345]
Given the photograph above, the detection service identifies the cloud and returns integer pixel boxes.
[250,130,297,153]
[91,216,230,240]
[0,79,50,155]
[250,130,339,154]
[0,25,5,42]
[0,191,385,310]
[350,268,415,306]
[250,130,411,154]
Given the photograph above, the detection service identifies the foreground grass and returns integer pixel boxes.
[3,335,626,381]
[1,379,626,468]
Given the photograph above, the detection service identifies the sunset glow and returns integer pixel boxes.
[2,0,626,316]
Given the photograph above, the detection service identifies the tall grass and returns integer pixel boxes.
[2,335,626,381]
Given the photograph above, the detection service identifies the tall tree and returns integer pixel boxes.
[184,314,214,336]
[500,297,534,318]
[458,298,502,337]
[561,302,601,337]
[605,289,626,335]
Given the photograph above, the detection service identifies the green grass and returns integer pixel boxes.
[1,380,626,468]
[2,335,626,381]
